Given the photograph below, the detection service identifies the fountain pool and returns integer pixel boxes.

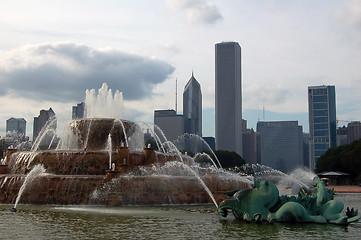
[1,193,361,239]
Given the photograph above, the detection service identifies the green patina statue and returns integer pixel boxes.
[219,177,360,225]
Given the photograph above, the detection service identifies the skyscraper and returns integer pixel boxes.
[72,102,85,119]
[183,72,202,136]
[6,118,26,136]
[215,42,242,156]
[33,107,56,140]
[257,121,304,172]
[154,109,184,142]
[308,85,336,169]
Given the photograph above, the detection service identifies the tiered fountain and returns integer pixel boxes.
[0,83,250,207]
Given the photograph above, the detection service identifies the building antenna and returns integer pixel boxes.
[263,104,265,121]
[175,78,178,113]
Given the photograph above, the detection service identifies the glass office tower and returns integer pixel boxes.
[308,85,336,169]
[183,73,202,136]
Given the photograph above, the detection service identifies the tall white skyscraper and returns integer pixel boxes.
[215,42,242,156]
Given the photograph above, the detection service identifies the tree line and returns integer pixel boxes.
[316,139,361,183]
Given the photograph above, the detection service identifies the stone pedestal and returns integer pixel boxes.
[118,164,132,175]
[143,148,156,165]
[116,146,130,169]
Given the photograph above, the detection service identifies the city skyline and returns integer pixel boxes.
[0,1,360,138]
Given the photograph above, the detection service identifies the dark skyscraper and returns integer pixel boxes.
[6,118,26,136]
[72,102,85,119]
[33,107,56,140]
[215,42,242,156]
[183,72,202,136]
[308,85,336,169]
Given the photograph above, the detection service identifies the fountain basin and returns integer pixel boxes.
[0,174,248,205]
[5,148,179,175]
[1,116,251,207]
[59,118,136,151]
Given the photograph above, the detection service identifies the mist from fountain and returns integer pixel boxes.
[194,152,221,170]
[13,164,46,210]
[107,134,112,170]
[173,133,222,169]
[139,122,165,152]
[31,117,57,151]
[84,119,93,150]
[137,161,219,207]
[114,119,128,147]
[127,123,145,151]
[240,163,316,192]
[85,83,123,119]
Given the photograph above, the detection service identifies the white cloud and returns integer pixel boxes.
[166,0,223,25]
[243,82,291,110]
[187,2,223,25]
[0,42,175,102]
[331,0,361,41]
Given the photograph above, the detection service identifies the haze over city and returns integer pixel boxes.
[0,0,360,138]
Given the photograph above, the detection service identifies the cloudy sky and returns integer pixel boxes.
[1,0,360,138]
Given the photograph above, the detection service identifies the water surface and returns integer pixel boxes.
[1,193,360,240]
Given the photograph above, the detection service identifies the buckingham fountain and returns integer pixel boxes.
[0,83,250,208]
[1,83,359,225]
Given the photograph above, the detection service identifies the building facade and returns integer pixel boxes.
[6,118,26,136]
[308,85,336,169]
[154,110,184,142]
[72,102,85,119]
[347,121,361,144]
[215,41,242,156]
[242,119,258,164]
[183,73,202,136]
[337,121,361,146]
[33,107,56,140]
[257,121,304,172]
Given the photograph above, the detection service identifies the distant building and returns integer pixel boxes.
[347,121,361,144]
[242,119,258,164]
[302,133,310,168]
[33,108,56,140]
[72,102,85,119]
[183,72,202,136]
[215,41,242,156]
[337,121,361,146]
[308,85,336,169]
[337,126,348,146]
[257,121,303,172]
[6,118,26,136]
[154,110,184,142]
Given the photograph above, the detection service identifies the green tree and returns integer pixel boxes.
[196,150,245,169]
[316,139,361,183]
